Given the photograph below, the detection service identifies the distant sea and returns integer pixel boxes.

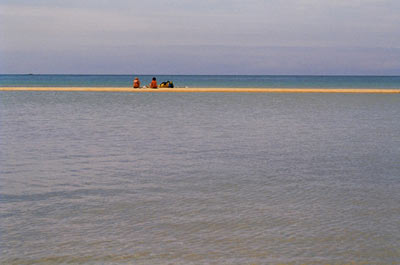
[1,74,400,88]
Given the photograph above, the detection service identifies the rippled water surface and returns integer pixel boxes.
[1,91,399,264]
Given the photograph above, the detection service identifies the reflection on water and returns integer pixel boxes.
[1,91,399,264]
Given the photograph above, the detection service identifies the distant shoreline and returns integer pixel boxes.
[1,87,400,94]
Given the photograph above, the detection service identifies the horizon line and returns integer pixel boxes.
[1,73,400,77]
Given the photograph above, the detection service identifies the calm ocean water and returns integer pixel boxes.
[1,91,399,264]
[1,74,400,88]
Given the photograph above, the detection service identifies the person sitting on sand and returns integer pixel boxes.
[149,77,158,89]
[133,77,140,88]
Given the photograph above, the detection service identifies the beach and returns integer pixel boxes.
[2,0,400,261]
[1,86,400,93]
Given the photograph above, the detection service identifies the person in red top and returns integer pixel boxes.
[149,77,158,89]
[133,77,140,88]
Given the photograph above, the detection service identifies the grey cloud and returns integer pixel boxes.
[2,45,399,75]
[1,1,399,74]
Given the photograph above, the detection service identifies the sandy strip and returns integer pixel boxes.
[1,87,400,94]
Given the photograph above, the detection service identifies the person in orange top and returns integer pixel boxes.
[149,77,158,89]
[133,77,140,88]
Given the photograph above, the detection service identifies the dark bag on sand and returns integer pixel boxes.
[160,81,174,88]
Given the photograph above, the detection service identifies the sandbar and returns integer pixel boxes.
[1,87,399,94]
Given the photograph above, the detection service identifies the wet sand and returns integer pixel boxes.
[1,87,400,93]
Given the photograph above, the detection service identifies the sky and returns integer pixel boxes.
[1,0,399,75]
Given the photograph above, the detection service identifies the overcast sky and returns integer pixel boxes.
[1,0,399,74]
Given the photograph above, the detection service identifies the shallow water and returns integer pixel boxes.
[1,91,399,264]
